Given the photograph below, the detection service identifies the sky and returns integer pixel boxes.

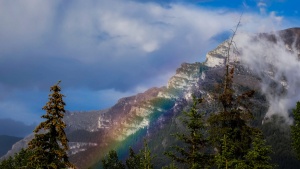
[0,0,299,137]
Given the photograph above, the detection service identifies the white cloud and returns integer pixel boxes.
[257,1,267,14]
[236,32,300,123]
[255,1,284,28]
[270,11,283,24]
[0,0,288,64]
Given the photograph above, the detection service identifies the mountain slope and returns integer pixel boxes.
[2,28,300,169]
[0,135,22,157]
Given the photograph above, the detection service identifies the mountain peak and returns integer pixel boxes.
[204,41,229,67]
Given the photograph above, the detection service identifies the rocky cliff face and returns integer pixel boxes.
[3,28,300,169]
[204,41,228,67]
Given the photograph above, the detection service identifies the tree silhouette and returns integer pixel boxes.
[291,101,300,159]
[126,147,141,169]
[165,96,212,169]
[28,81,74,168]
[102,150,125,169]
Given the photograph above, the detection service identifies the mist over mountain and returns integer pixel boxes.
[2,27,300,169]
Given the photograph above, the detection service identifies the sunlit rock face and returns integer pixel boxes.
[204,41,228,67]
[69,142,98,155]
[64,110,108,132]
[168,62,202,90]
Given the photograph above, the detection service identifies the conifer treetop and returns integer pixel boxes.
[28,81,74,169]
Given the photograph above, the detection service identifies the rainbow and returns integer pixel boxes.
[76,96,176,169]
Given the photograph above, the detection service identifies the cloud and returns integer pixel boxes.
[235,31,300,123]
[0,0,297,124]
[269,11,283,24]
[255,0,284,26]
[257,1,267,14]
[130,0,211,5]
[0,89,47,123]
[0,0,56,54]
[0,0,242,92]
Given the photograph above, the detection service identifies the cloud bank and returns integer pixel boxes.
[236,31,300,123]
[0,0,298,126]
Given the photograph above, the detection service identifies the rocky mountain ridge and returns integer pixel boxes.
[2,28,300,169]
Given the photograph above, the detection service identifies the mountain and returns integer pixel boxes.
[0,135,22,157]
[2,28,300,169]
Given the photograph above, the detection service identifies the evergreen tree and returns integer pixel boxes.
[125,140,154,169]
[0,156,14,169]
[208,68,256,167]
[291,102,300,160]
[208,19,253,166]
[102,150,125,169]
[13,148,33,169]
[291,101,300,159]
[215,134,237,169]
[126,147,141,169]
[214,133,273,169]
[162,161,178,169]
[242,132,273,169]
[208,17,274,168]
[165,96,212,169]
[207,65,276,169]
[0,148,33,169]
[27,81,74,169]
[139,140,154,169]
[208,63,274,169]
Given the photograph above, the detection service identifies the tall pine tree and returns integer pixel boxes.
[28,81,74,169]
[208,18,273,168]
[162,161,178,169]
[291,101,300,159]
[242,132,273,169]
[0,148,33,169]
[208,68,256,168]
[165,96,212,169]
[125,147,141,169]
[139,140,155,169]
[124,140,154,169]
[102,150,125,169]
